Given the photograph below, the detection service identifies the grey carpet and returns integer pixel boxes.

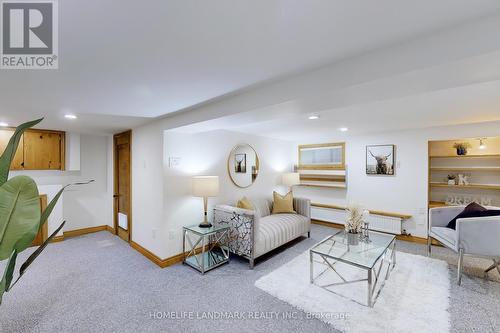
[1,224,500,333]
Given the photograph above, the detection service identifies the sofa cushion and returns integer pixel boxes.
[272,191,296,214]
[431,227,457,247]
[237,196,254,210]
[446,202,500,229]
[255,214,309,257]
[251,198,271,217]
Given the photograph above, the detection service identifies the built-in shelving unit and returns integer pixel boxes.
[428,137,500,208]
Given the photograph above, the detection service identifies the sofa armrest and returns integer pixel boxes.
[213,205,257,259]
[429,206,464,228]
[456,216,500,257]
[294,197,311,219]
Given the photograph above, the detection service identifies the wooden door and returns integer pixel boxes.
[114,131,131,242]
[24,131,64,170]
[0,128,24,170]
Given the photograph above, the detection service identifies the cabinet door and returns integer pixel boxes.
[0,129,24,170]
[24,131,63,170]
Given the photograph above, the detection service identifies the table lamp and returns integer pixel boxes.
[282,172,300,190]
[192,176,219,228]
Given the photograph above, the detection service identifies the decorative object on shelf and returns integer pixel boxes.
[447,174,456,185]
[0,118,93,305]
[453,142,471,155]
[445,195,493,206]
[366,144,395,175]
[228,144,259,188]
[457,174,469,186]
[192,176,219,228]
[478,138,487,150]
[345,203,364,245]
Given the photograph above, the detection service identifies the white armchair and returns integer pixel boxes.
[428,205,500,285]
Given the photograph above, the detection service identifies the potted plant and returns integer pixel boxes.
[447,174,456,185]
[453,142,471,155]
[345,203,364,245]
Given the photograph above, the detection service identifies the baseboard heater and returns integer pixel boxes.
[311,203,412,235]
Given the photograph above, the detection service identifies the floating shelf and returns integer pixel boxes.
[297,182,346,189]
[430,167,500,172]
[428,201,449,208]
[430,154,500,159]
[296,167,347,189]
[430,183,500,190]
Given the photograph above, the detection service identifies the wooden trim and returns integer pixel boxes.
[63,225,108,238]
[60,132,66,171]
[130,241,166,267]
[130,240,204,268]
[429,183,500,190]
[105,225,115,234]
[50,235,65,243]
[48,225,115,243]
[298,142,345,170]
[430,154,500,158]
[311,220,441,245]
[311,202,412,220]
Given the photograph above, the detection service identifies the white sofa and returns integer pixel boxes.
[428,205,500,285]
[213,197,311,268]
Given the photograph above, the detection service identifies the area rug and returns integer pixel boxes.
[255,250,450,333]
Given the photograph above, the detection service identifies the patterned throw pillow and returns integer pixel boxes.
[272,191,296,214]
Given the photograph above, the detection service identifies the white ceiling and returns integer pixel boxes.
[2,0,500,133]
[221,79,500,142]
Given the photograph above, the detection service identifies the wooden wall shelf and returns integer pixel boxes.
[430,167,500,172]
[430,183,500,190]
[430,154,500,159]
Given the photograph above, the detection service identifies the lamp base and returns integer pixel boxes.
[198,222,213,228]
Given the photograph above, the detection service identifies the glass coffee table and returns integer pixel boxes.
[310,230,396,307]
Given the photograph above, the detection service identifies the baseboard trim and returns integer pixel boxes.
[49,225,115,243]
[130,241,188,268]
[311,219,441,246]
[63,225,108,238]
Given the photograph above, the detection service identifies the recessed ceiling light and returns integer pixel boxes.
[0,122,8,127]
[308,115,320,120]
[339,127,348,132]
[64,114,77,119]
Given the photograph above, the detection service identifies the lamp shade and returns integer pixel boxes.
[192,176,219,197]
[282,172,300,186]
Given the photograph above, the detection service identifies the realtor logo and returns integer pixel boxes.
[1,0,58,69]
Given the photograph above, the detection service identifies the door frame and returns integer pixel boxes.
[113,130,132,242]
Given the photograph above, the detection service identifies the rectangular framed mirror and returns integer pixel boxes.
[298,142,345,170]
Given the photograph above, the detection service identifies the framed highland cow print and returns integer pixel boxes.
[366,144,395,175]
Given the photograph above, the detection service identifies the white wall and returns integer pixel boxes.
[296,121,500,238]
[10,135,114,236]
[132,129,294,259]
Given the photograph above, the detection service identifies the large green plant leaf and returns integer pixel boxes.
[0,248,18,305]
[0,176,40,260]
[0,118,43,186]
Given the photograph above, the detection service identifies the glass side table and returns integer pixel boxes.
[182,224,230,274]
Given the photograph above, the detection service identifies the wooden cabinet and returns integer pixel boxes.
[0,128,65,171]
[0,129,24,170]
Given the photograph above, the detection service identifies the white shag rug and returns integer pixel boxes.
[255,250,450,333]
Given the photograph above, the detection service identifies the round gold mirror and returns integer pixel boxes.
[227,144,259,188]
